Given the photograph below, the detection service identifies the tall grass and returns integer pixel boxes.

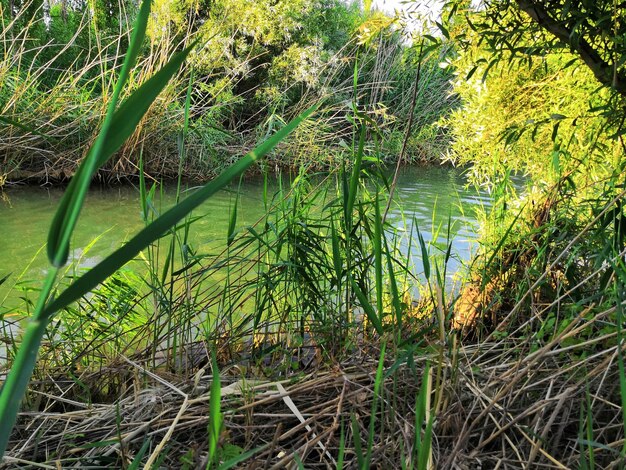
[1,69,453,463]
[0,0,203,183]
[0,1,457,186]
[0,0,317,456]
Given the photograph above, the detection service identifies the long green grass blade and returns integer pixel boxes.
[337,422,345,470]
[416,225,430,280]
[414,361,434,470]
[330,215,343,287]
[351,414,364,469]
[365,343,386,465]
[208,350,222,469]
[43,104,318,316]
[374,194,383,318]
[0,13,313,460]
[227,180,241,246]
[139,149,149,222]
[346,126,365,223]
[578,405,590,470]
[0,267,58,456]
[351,278,383,335]
[414,367,425,454]
[0,313,48,453]
[46,0,181,267]
[128,438,151,470]
[384,236,402,330]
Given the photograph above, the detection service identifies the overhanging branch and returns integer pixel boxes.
[516,0,626,96]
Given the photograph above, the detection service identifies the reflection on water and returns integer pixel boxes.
[386,166,492,281]
[0,166,491,308]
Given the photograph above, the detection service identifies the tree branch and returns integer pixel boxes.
[516,0,626,96]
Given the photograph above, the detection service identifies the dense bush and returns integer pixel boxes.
[0,0,457,184]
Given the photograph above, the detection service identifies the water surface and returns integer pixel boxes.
[0,166,491,309]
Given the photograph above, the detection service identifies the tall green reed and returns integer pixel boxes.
[413,362,433,470]
[0,0,317,456]
[207,350,222,469]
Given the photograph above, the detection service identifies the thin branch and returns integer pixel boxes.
[517,0,626,96]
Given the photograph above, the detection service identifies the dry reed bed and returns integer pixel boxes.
[3,326,625,469]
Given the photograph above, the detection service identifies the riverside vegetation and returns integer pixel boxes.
[0,0,625,468]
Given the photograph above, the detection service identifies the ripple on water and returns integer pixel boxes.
[0,166,494,311]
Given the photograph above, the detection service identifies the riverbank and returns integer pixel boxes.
[1,145,450,188]
[4,321,623,468]
[3,153,623,467]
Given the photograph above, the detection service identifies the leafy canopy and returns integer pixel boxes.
[447,0,626,96]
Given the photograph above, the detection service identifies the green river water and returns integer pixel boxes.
[0,166,492,311]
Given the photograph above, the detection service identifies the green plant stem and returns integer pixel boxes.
[383,41,423,224]
[0,267,58,456]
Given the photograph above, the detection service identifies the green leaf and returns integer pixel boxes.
[330,215,343,285]
[42,104,318,317]
[365,343,386,465]
[374,195,383,318]
[551,149,561,174]
[416,362,433,470]
[384,237,402,330]
[128,438,151,470]
[337,423,345,470]
[435,21,450,39]
[0,304,49,455]
[551,121,561,141]
[351,414,364,469]
[227,180,241,246]
[346,126,365,223]
[208,349,222,469]
[416,225,430,280]
[46,0,156,268]
[351,277,383,335]
[465,64,479,80]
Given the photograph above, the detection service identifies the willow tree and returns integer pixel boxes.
[437,0,626,321]
[450,1,626,128]
[478,1,626,96]
[439,0,626,182]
